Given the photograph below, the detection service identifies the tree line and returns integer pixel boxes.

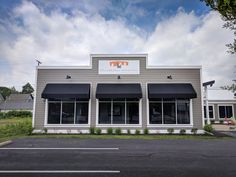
[0,83,34,99]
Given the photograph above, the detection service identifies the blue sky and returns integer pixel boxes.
[0,0,234,90]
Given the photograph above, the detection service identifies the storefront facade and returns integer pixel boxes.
[33,54,204,133]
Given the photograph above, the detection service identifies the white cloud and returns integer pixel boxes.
[0,1,235,91]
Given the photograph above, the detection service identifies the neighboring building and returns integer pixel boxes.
[0,93,34,112]
[33,54,203,134]
[203,89,236,123]
[0,93,5,111]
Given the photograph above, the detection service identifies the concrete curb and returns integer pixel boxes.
[0,140,12,147]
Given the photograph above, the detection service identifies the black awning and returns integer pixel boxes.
[41,84,90,99]
[96,83,142,99]
[148,83,197,99]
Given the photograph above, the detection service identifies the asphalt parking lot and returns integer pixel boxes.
[0,138,236,177]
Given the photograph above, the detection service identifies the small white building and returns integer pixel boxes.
[204,89,236,123]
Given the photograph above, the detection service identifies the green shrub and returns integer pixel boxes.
[89,127,95,134]
[180,129,186,135]
[0,111,32,119]
[95,128,101,135]
[204,124,214,133]
[115,128,121,135]
[127,129,131,135]
[135,129,140,135]
[144,128,149,135]
[167,128,174,134]
[220,120,224,124]
[107,128,113,135]
[191,128,198,135]
[43,128,48,133]
[0,118,33,138]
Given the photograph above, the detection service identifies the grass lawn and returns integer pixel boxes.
[0,117,233,143]
[0,117,31,127]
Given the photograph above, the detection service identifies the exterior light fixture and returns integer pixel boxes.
[167,75,172,79]
[66,75,71,79]
[117,75,121,79]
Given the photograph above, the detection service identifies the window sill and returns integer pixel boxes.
[44,124,90,128]
[96,124,142,128]
[147,124,193,128]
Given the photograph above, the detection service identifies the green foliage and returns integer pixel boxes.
[22,83,34,94]
[0,111,32,119]
[0,118,33,138]
[191,128,198,135]
[144,128,149,135]
[107,128,113,135]
[127,129,131,135]
[135,129,140,135]
[180,129,186,135]
[115,128,121,135]
[95,128,101,135]
[220,120,224,124]
[167,128,174,134]
[89,127,95,134]
[204,124,214,133]
[202,0,236,54]
[220,83,236,93]
[0,87,15,99]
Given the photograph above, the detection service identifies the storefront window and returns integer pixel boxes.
[126,102,139,124]
[99,102,111,124]
[149,99,191,124]
[98,100,139,124]
[219,106,233,118]
[204,106,214,119]
[149,102,162,124]
[48,102,61,124]
[75,102,88,124]
[177,100,190,124]
[47,100,89,125]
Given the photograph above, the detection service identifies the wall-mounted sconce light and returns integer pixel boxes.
[117,75,121,79]
[167,75,172,79]
[66,75,71,79]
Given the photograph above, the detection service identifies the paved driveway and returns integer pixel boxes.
[0,138,236,177]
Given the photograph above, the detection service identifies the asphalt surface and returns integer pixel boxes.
[0,138,236,177]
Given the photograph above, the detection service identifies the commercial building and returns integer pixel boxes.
[204,89,236,123]
[33,54,204,134]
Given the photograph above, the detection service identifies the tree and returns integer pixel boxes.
[22,83,34,94]
[220,83,236,92]
[0,87,12,99]
[202,0,236,54]
[0,86,19,99]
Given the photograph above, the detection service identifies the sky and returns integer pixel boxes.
[0,0,235,91]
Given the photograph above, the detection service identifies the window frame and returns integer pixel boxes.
[217,104,234,119]
[96,99,142,127]
[204,105,215,120]
[148,98,192,126]
[44,99,90,127]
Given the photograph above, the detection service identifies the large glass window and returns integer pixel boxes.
[99,102,112,124]
[204,106,214,119]
[47,100,89,125]
[177,99,190,124]
[75,102,88,124]
[62,103,75,124]
[163,99,176,124]
[127,102,139,124]
[113,102,125,124]
[48,102,61,124]
[98,99,139,124]
[149,102,162,124]
[149,99,191,124]
[219,106,233,118]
